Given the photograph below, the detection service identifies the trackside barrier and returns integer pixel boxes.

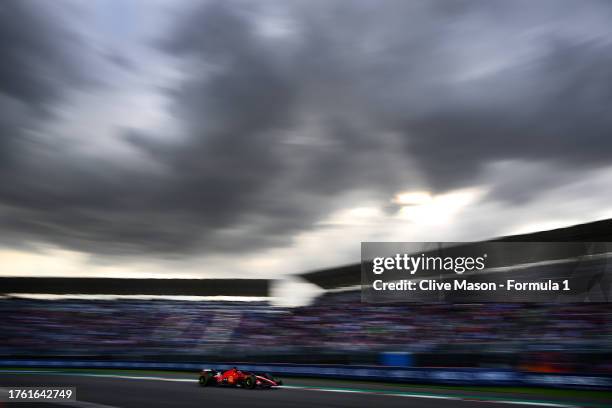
[0,360,610,390]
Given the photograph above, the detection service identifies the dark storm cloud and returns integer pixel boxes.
[0,1,85,111]
[399,39,612,192]
[1,0,612,259]
[0,0,116,252]
[0,0,79,167]
[152,0,612,209]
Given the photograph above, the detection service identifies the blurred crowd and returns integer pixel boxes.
[1,295,610,371]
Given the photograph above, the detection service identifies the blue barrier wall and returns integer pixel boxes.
[380,352,414,367]
[0,360,610,390]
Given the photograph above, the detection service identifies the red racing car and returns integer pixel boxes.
[198,367,283,389]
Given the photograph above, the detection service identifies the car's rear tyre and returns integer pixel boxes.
[199,374,210,387]
[244,374,256,389]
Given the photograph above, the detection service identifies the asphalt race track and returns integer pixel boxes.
[0,371,609,408]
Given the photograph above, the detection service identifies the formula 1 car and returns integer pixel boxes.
[198,367,283,389]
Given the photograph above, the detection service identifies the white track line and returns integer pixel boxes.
[90,374,194,383]
[488,402,575,407]
[281,385,460,399]
[279,385,578,407]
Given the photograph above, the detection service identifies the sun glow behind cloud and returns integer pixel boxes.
[393,191,432,206]
[396,189,484,226]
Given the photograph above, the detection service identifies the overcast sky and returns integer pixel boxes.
[1,0,612,280]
